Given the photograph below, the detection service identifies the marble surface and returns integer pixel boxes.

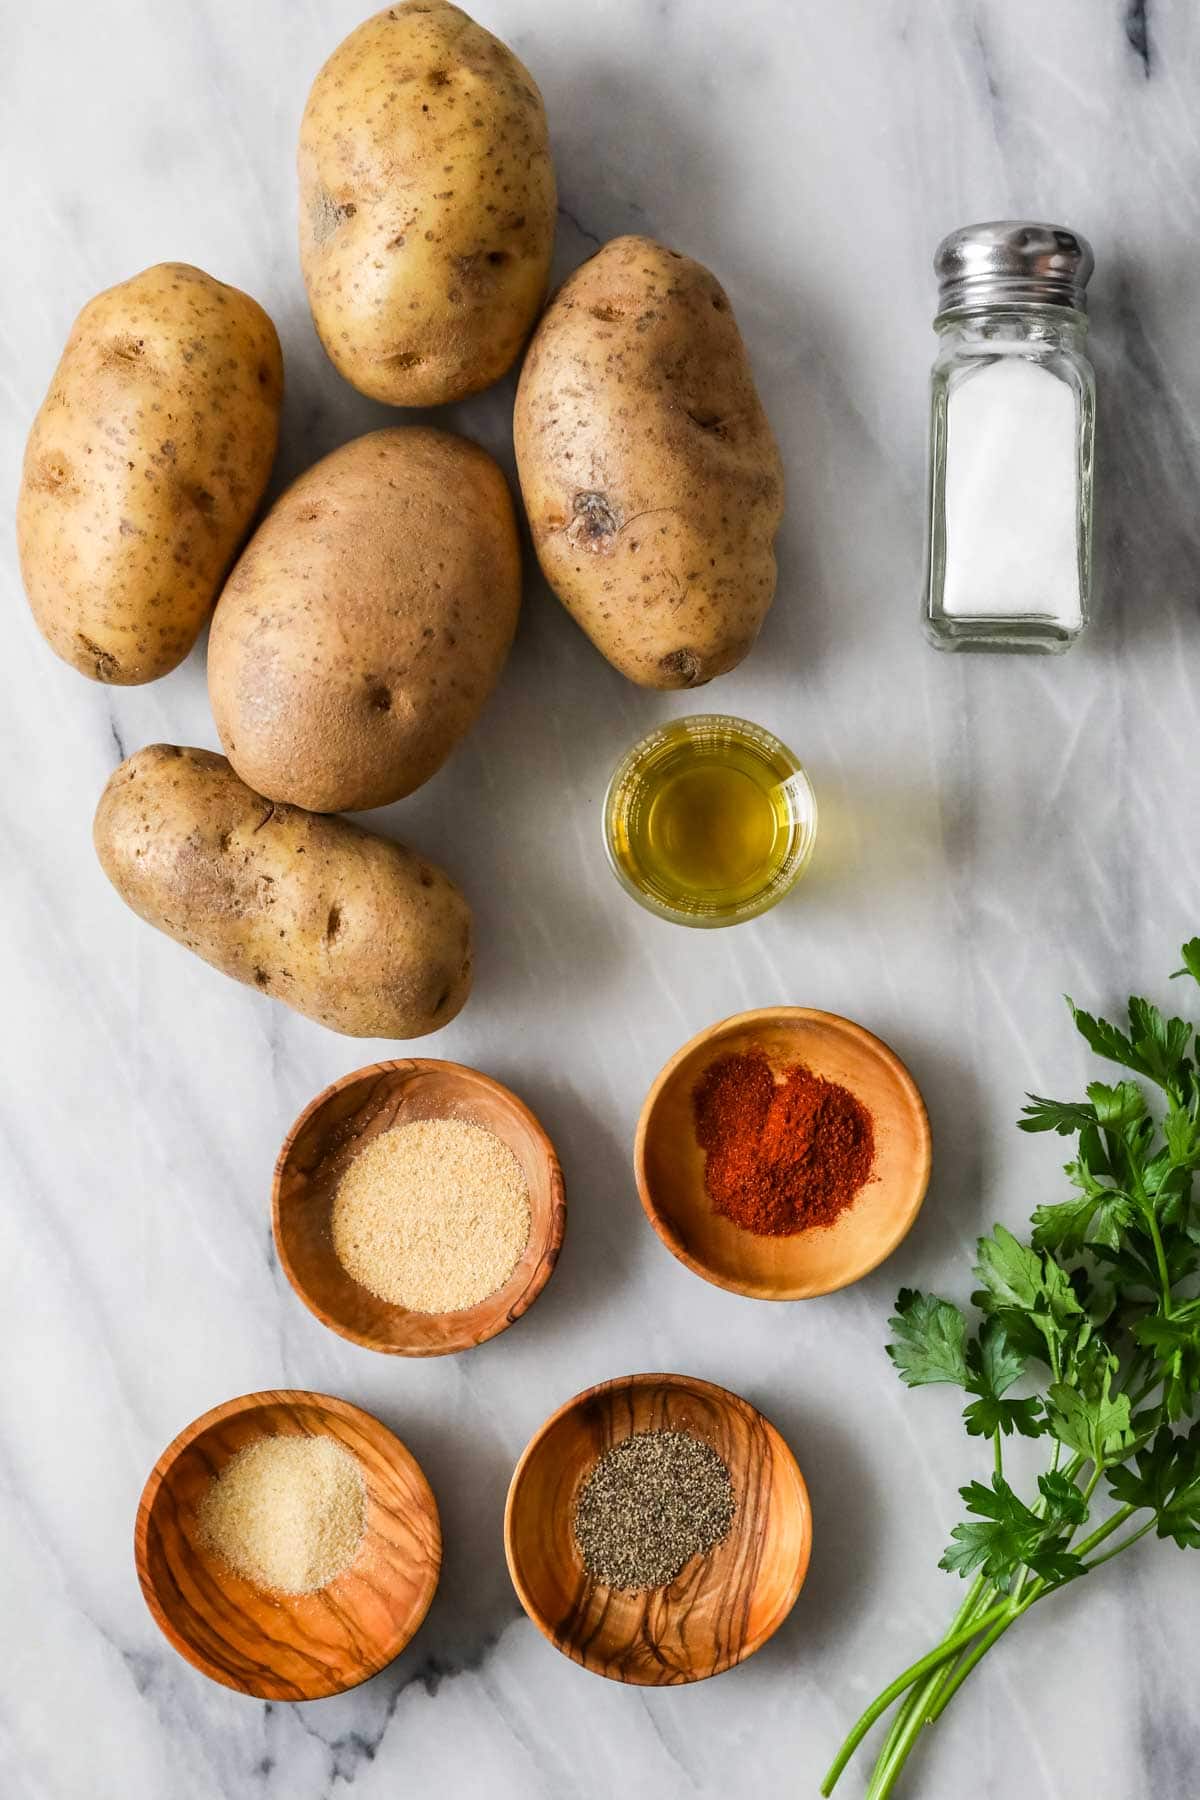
[3,2,1200,1796]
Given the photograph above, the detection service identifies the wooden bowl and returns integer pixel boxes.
[504,1372,811,1684]
[635,1008,931,1300]
[273,1059,566,1355]
[134,1390,441,1700]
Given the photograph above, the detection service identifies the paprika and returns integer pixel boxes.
[692,1049,874,1235]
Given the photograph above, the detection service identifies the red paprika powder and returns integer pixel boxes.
[692,1049,875,1235]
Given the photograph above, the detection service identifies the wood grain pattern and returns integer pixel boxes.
[134,1390,441,1700]
[635,1008,932,1300]
[273,1059,566,1355]
[504,1373,811,1685]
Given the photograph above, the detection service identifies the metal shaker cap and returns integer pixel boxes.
[934,221,1094,318]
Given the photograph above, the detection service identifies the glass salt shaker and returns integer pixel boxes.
[922,221,1096,653]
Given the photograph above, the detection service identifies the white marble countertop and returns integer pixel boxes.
[4,2,1199,1796]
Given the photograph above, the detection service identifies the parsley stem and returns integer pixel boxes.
[1001,1495,1137,1619]
[1082,1517,1154,1571]
[870,1589,1022,1797]
[993,1429,1003,1479]
[922,1595,1032,1727]
[868,1503,1149,1800]
[873,1448,1096,1800]
[1144,1206,1173,1316]
[865,1652,958,1800]
[1071,1501,1136,1561]
[857,1452,1123,1799]
[819,1596,1010,1795]
[862,1583,1002,1799]
[868,1578,992,1775]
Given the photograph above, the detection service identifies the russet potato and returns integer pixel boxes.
[207,427,521,813]
[514,235,784,689]
[93,745,473,1039]
[17,263,282,685]
[298,0,556,407]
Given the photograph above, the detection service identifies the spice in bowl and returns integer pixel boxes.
[693,1049,875,1235]
[198,1435,366,1595]
[573,1430,736,1592]
[332,1117,531,1313]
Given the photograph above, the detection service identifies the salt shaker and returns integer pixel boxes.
[922,221,1096,653]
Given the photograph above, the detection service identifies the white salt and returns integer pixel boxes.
[941,357,1081,625]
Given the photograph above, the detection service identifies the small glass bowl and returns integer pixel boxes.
[602,714,818,928]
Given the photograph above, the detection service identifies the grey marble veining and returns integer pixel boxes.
[3,2,1199,1796]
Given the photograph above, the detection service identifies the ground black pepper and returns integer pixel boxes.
[572,1430,735,1591]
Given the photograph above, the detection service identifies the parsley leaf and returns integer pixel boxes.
[1037,1469,1089,1525]
[939,1475,1085,1591]
[973,1226,1084,1370]
[1172,938,1200,985]
[1045,1354,1135,1466]
[1031,1187,1133,1255]
[1020,1095,1098,1137]
[1068,1000,1147,1077]
[973,1226,1049,1312]
[1146,1430,1200,1549]
[1069,994,1192,1090]
[1106,1424,1200,1548]
[886,1290,969,1387]
[971,1317,1025,1396]
[1087,1079,1149,1130]
[1127,998,1192,1088]
[1133,1305,1200,1422]
[962,1320,1043,1439]
[1033,1118,1135,1251]
[1165,1103,1200,1170]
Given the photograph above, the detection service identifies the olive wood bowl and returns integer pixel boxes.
[504,1372,811,1684]
[273,1059,566,1355]
[134,1389,441,1700]
[635,1008,931,1300]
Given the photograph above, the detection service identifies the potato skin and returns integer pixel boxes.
[207,427,521,813]
[94,745,472,1038]
[514,235,785,689]
[298,1,556,406]
[17,264,282,685]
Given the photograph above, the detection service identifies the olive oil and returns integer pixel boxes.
[604,716,818,926]
[647,761,778,899]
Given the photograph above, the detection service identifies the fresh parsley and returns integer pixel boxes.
[823,945,1200,1800]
